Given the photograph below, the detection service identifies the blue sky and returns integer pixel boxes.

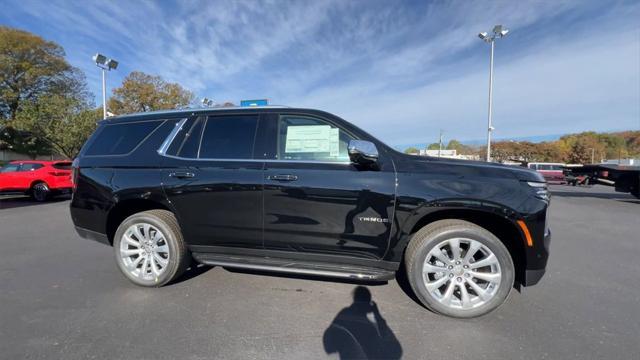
[1,0,639,147]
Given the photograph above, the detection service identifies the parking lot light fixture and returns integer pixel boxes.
[478,25,509,162]
[93,53,119,120]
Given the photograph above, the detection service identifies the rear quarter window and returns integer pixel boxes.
[52,162,72,170]
[85,120,162,156]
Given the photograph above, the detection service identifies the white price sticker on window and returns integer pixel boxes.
[285,125,339,154]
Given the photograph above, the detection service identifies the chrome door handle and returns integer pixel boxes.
[267,174,298,182]
[169,171,195,179]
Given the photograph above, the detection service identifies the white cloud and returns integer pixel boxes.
[3,0,638,145]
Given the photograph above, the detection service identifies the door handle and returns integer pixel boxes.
[169,171,195,179]
[267,174,298,182]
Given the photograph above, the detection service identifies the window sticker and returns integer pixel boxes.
[285,125,339,154]
[329,128,339,157]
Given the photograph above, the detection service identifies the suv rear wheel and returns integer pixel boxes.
[31,182,50,202]
[113,210,190,287]
[405,219,514,318]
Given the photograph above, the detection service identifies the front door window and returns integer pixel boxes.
[277,115,354,162]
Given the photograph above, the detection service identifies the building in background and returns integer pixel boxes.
[416,149,480,161]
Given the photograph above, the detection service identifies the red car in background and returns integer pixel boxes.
[0,160,73,201]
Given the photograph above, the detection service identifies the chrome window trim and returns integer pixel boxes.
[157,118,188,156]
[159,152,351,165]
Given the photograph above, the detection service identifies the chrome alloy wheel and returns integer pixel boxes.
[119,223,170,281]
[32,183,49,201]
[422,238,502,310]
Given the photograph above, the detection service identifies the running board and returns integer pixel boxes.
[192,252,396,281]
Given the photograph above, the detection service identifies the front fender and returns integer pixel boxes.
[384,197,524,262]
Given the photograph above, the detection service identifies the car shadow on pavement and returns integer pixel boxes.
[170,263,214,285]
[0,195,70,210]
[393,263,424,308]
[323,286,403,360]
[223,267,388,287]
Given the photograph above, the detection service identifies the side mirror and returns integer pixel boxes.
[348,140,379,165]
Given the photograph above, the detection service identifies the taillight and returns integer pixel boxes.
[71,158,79,190]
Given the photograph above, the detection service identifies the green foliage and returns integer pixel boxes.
[13,95,100,158]
[0,126,52,158]
[0,26,88,122]
[427,143,440,150]
[404,146,419,154]
[0,26,91,157]
[108,71,195,115]
[446,139,474,154]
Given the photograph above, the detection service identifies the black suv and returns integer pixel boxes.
[70,107,550,318]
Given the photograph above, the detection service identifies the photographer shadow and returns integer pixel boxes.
[323,286,402,360]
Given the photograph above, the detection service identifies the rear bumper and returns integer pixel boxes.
[52,187,72,195]
[74,226,110,246]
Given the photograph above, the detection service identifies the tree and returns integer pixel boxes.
[446,139,474,154]
[0,126,51,158]
[0,26,90,156]
[108,71,195,114]
[559,132,606,164]
[566,139,592,164]
[404,146,419,154]
[427,143,440,150]
[0,26,86,122]
[13,95,100,158]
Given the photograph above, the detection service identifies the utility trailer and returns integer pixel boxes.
[564,164,640,198]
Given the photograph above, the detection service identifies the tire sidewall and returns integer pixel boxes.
[32,182,50,202]
[408,226,515,318]
[113,212,181,287]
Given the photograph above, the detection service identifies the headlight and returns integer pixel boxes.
[526,181,546,188]
[526,181,549,201]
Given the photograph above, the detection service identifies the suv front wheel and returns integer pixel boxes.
[405,219,515,318]
[113,210,190,287]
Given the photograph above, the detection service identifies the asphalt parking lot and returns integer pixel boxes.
[1,185,639,360]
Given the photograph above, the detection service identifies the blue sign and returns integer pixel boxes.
[240,99,268,107]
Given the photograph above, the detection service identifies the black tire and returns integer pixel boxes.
[113,210,190,287]
[404,219,515,318]
[31,182,50,202]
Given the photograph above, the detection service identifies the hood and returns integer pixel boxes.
[395,153,545,183]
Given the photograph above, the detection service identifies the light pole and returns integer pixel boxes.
[92,53,118,119]
[478,25,509,162]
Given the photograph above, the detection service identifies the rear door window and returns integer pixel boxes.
[85,120,162,156]
[19,164,43,171]
[198,115,259,159]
